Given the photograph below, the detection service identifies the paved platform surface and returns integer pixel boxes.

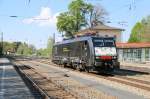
[0,58,35,99]
[121,62,150,73]
[121,62,150,68]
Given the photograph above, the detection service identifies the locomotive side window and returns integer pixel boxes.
[54,46,58,55]
[81,41,90,62]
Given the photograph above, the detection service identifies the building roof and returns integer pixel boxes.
[116,42,150,48]
[92,24,124,30]
[76,24,124,36]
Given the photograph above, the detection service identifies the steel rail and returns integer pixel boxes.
[14,62,77,99]
[14,65,50,99]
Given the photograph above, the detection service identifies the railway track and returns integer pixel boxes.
[13,61,77,99]
[14,64,49,99]
[36,59,150,92]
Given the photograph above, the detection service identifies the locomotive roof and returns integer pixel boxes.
[54,36,114,46]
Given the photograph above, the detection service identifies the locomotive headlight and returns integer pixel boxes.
[96,56,99,59]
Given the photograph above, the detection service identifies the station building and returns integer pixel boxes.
[76,24,150,63]
[76,24,124,42]
[117,43,150,63]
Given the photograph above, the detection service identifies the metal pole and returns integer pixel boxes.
[2,32,3,55]
[53,33,55,44]
[0,32,3,56]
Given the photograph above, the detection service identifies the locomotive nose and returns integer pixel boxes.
[100,56,112,60]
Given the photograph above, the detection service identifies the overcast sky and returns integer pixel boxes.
[0,0,150,48]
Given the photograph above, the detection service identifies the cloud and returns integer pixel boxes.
[23,7,59,27]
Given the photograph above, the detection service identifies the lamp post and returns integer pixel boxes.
[0,32,3,56]
[0,15,18,56]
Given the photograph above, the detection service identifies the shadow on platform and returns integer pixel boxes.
[112,68,149,76]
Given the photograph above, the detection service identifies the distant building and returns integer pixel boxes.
[76,24,124,42]
[117,43,150,63]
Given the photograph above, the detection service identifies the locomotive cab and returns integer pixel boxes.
[92,37,120,71]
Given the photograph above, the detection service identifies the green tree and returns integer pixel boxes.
[13,42,22,52]
[57,12,76,38]
[57,0,107,38]
[3,42,18,54]
[128,22,143,42]
[46,37,53,56]
[68,0,88,31]
[141,16,150,42]
[36,37,54,57]
[129,16,150,42]
[16,43,36,56]
[16,43,24,55]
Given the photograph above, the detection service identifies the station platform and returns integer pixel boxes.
[0,58,35,99]
[121,62,150,73]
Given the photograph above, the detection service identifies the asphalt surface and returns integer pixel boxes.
[0,58,35,99]
[70,74,145,99]
[32,61,146,99]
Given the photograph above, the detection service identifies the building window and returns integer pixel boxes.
[137,49,141,60]
[145,48,150,61]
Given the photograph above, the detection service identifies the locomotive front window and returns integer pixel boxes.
[93,38,115,47]
[104,40,115,47]
[93,39,104,47]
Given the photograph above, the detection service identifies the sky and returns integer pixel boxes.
[0,0,150,49]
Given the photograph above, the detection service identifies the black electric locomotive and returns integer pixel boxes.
[52,36,120,72]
